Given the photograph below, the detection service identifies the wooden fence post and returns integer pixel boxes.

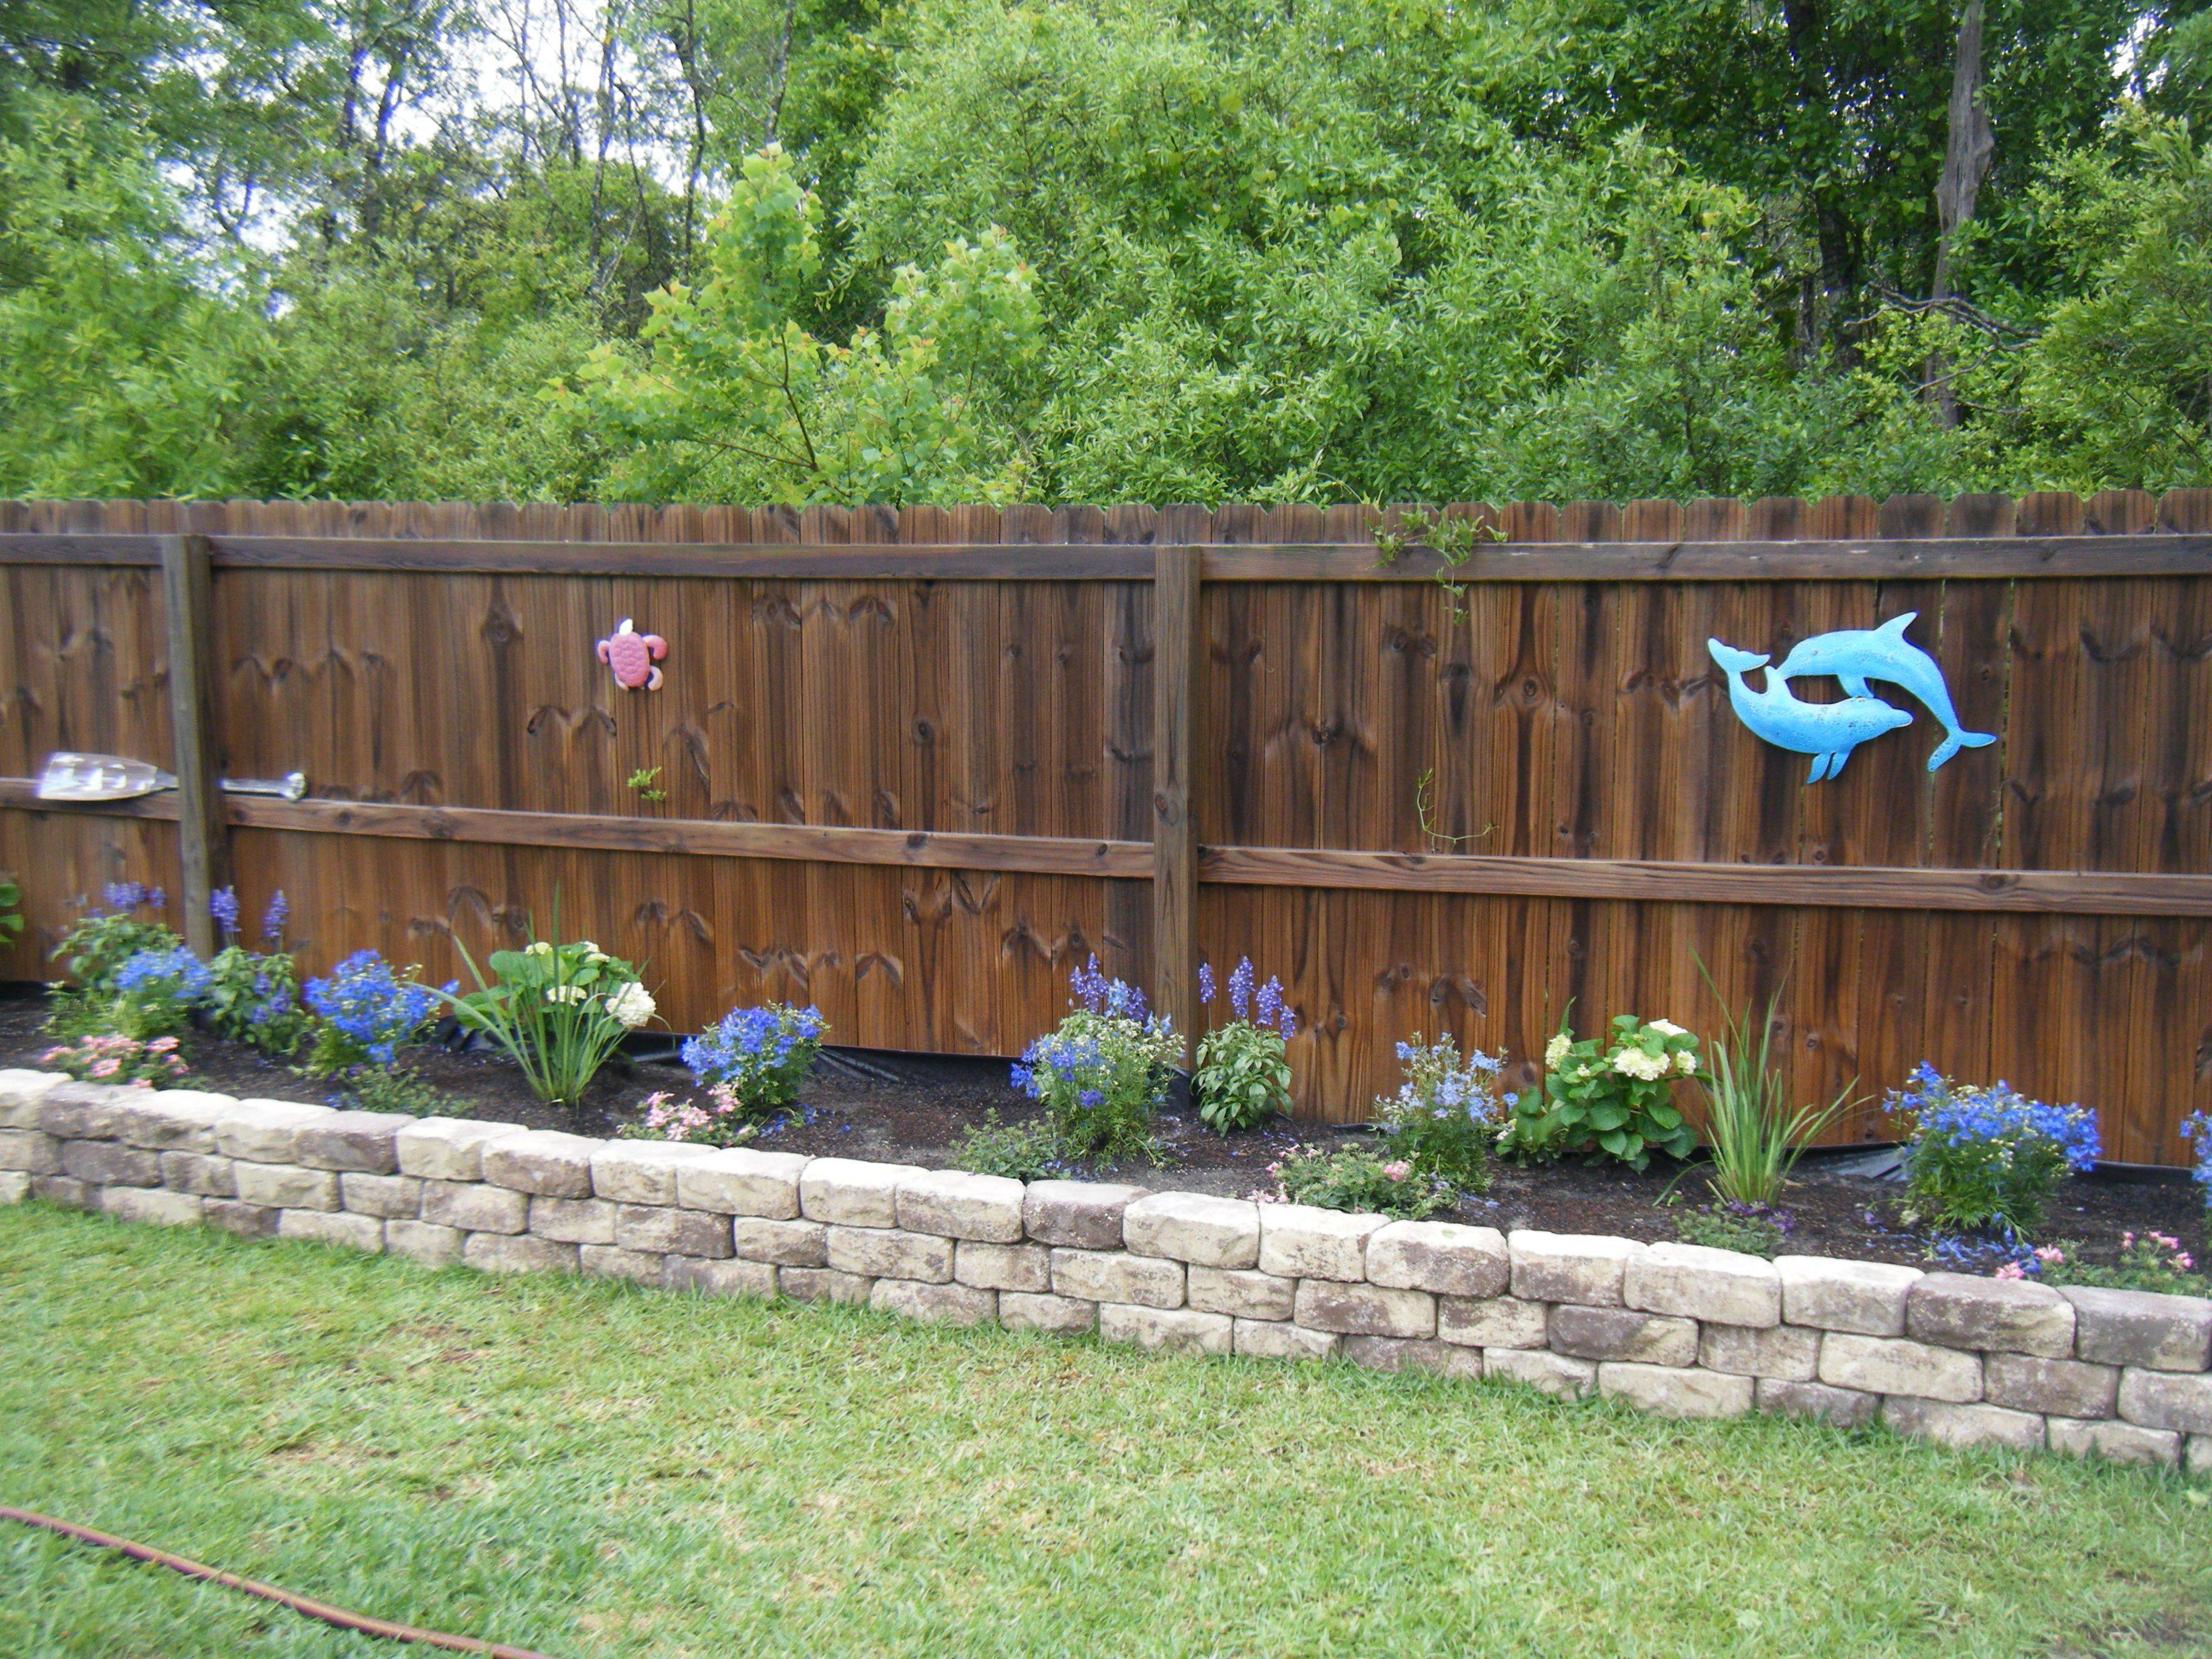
[161,533,227,956]
[1151,542,1201,1060]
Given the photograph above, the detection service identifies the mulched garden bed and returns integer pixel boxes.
[5,985,2200,1275]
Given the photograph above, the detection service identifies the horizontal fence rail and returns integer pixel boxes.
[4,491,2209,1164]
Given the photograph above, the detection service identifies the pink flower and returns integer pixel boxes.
[149,1036,178,1052]
[89,1059,120,1078]
[1382,1159,1412,1181]
[2152,1233,2180,1250]
[2034,1245,2065,1264]
[1993,1262,2026,1281]
[2179,1253,2196,1270]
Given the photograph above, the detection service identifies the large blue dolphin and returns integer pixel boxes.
[1772,612,1996,772]
[1707,639,1914,782]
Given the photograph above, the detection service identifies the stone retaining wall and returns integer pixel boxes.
[5,1070,2208,1476]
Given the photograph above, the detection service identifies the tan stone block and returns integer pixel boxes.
[1598,1362,1753,1419]
[394,1117,526,1181]
[1365,1221,1509,1298]
[420,1179,528,1233]
[1123,1193,1261,1269]
[527,1195,615,1245]
[1187,1265,1296,1321]
[60,1139,162,1187]
[1698,1322,1820,1381]
[1508,1231,1643,1307]
[729,1215,823,1265]
[234,1162,340,1211]
[101,1185,203,1227]
[278,1209,384,1253]
[463,1232,578,1275]
[676,1147,808,1218]
[1625,1241,1781,1327]
[825,1225,953,1283]
[954,1240,1050,1292]
[1550,1305,1699,1367]
[480,1130,600,1198]
[871,1278,997,1326]
[663,1256,777,1298]
[589,1140,719,1205]
[1233,1319,1338,1362]
[997,1292,1098,1334]
[2117,1369,2212,1435]
[799,1158,925,1228]
[1755,1378,1878,1427]
[1022,1179,1149,1249]
[384,1219,464,1267]
[1776,1255,1922,1336]
[1341,1335,1483,1379]
[1295,1279,1435,1339]
[1438,1295,1549,1350]
[1483,1347,1596,1399]
[1906,1272,2074,1358]
[1050,1248,1184,1309]
[1882,1396,2045,1453]
[292,1110,411,1174]
[158,1150,235,1198]
[580,1244,665,1284]
[1818,1333,1982,1403]
[897,1170,1025,1242]
[2047,1416,2180,1469]
[1257,1204,1382,1281]
[1983,1352,2119,1419]
[212,1099,338,1163]
[623,1204,738,1258]
[776,1266,870,1305]
[338,1172,423,1219]
[1098,1303,1233,1356]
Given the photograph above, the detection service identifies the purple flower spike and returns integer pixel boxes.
[1228,957,1255,1021]
[210,885,240,937]
[1198,962,1215,1005]
[262,890,289,944]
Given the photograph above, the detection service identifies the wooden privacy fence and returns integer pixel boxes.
[2,491,2208,1166]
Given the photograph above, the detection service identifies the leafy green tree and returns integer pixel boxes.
[560,142,1041,503]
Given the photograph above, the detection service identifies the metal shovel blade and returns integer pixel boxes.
[36,752,307,803]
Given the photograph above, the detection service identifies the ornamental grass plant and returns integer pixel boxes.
[442,919,658,1108]
[1691,970,1855,1208]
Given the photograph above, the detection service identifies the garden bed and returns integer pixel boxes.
[4,986,2198,1277]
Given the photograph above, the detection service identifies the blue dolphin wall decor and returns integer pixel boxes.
[1706,640,1915,782]
[1770,612,1996,772]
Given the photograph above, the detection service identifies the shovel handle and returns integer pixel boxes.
[218,773,308,803]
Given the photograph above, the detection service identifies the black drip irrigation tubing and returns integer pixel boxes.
[1,1507,565,1659]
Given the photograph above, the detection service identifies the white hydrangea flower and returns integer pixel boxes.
[526,940,554,957]
[545,982,588,1004]
[1544,1033,1572,1069]
[1611,1047,1671,1082]
[1674,1051,1698,1075]
[1648,1018,1687,1037]
[605,981,657,1030]
[578,940,600,954]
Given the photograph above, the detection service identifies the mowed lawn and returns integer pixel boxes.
[2,1203,2207,1659]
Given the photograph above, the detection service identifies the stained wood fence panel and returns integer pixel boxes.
[1,494,2208,1166]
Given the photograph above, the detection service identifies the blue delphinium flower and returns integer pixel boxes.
[304,950,438,1067]
[1228,957,1255,1021]
[261,890,289,944]
[103,881,147,913]
[2180,1110,2211,1217]
[209,885,241,938]
[115,946,214,1006]
[1198,962,1215,1005]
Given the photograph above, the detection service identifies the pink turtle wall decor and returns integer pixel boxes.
[597,617,668,691]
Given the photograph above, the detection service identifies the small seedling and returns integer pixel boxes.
[1413,766,1493,850]
[627,766,666,803]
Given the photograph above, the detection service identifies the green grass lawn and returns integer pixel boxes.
[2,1202,2207,1659]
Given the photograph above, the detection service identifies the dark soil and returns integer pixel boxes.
[8,986,2202,1275]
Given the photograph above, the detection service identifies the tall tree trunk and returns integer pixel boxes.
[1928,0,1994,426]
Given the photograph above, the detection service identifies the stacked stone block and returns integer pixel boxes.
[5,1067,2208,1477]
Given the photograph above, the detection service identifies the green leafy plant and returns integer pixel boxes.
[50,883,178,1007]
[1503,1014,1701,1170]
[1690,971,1855,1206]
[198,885,306,1057]
[1369,506,1500,618]
[1013,958,1180,1162]
[1675,1201,1792,1259]
[2018,1233,2207,1297]
[626,766,667,803]
[1887,1064,2100,1236]
[1373,1033,1510,1193]
[338,1067,455,1116]
[1256,1142,1451,1221]
[442,925,658,1108]
[1191,957,1293,1133]
[952,1111,1073,1181]
[0,876,22,948]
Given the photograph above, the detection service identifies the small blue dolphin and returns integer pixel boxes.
[1707,639,1915,782]
[1772,612,1996,772]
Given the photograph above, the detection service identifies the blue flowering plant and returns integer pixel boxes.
[303,949,446,1078]
[1191,958,1295,1134]
[1373,1034,1510,1193]
[104,945,215,1039]
[441,925,659,1108]
[1013,957,1181,1162]
[48,882,179,1032]
[1501,1014,1701,1171]
[667,1003,829,1138]
[2185,1111,2212,1219]
[199,886,307,1057]
[1888,1065,2100,1236]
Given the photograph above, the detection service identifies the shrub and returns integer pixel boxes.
[445,932,658,1106]
[1013,956,1180,1162]
[1255,1142,1451,1220]
[1372,1033,1509,1193]
[1692,976,1854,1206]
[1191,957,1294,1133]
[951,1111,1074,1181]
[200,886,306,1057]
[1675,1200,1792,1258]
[109,946,214,1038]
[2010,1233,2207,1297]
[303,950,445,1076]
[1503,1014,1701,1170]
[681,1002,826,1119]
[41,1030,187,1087]
[1888,1064,2100,1236]
[0,876,21,949]
[51,883,177,1004]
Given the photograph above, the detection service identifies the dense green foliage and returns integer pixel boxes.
[2,0,2208,504]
